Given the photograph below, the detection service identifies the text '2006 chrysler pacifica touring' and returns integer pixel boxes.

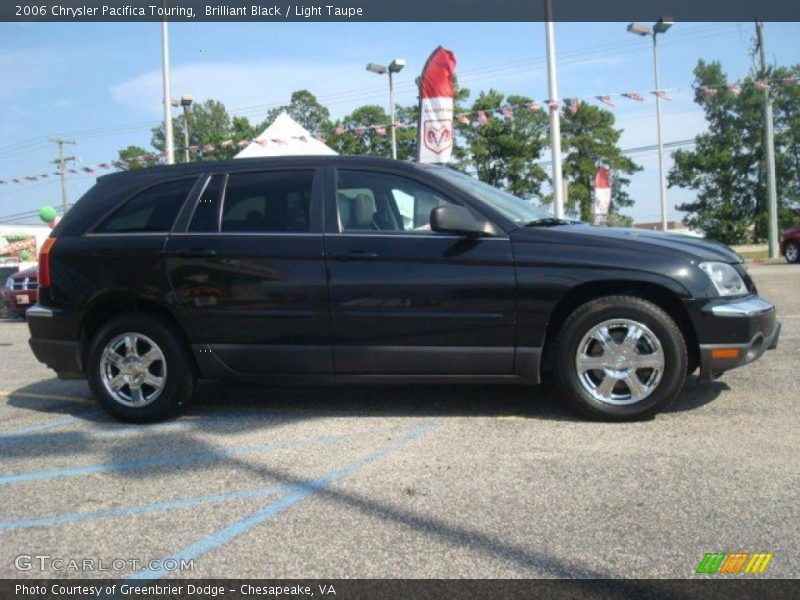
[26,156,780,422]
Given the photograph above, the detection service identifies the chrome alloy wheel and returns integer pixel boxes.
[99,332,166,407]
[575,319,665,406]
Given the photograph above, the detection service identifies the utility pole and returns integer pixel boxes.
[756,21,779,259]
[652,33,668,232]
[48,137,76,214]
[544,0,564,218]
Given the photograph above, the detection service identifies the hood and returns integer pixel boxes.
[512,224,742,264]
[11,265,38,280]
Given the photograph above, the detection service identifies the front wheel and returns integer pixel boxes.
[554,296,688,421]
[785,241,799,264]
[87,313,195,422]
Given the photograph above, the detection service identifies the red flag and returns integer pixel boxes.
[622,92,644,102]
[417,46,457,164]
[596,95,615,108]
[477,111,488,124]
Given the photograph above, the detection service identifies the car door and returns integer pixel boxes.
[324,165,516,376]
[165,166,331,375]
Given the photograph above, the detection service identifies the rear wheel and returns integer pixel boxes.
[785,241,799,264]
[87,313,195,422]
[554,296,687,421]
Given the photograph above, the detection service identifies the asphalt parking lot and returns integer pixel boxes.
[0,263,798,580]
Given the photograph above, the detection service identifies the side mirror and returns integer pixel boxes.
[430,205,488,237]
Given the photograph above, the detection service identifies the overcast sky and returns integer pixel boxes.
[2,21,799,224]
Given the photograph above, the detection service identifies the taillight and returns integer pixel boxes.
[38,237,57,288]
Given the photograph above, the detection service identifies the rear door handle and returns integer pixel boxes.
[331,250,379,261]
[174,248,217,258]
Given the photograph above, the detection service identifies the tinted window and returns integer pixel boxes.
[96,178,196,233]
[336,170,453,233]
[188,174,225,232]
[221,171,313,233]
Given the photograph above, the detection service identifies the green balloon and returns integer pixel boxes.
[39,205,57,223]
[19,250,31,261]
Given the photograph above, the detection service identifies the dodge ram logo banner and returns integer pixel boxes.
[417,46,457,164]
[594,166,612,224]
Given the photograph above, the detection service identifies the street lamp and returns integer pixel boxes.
[171,94,193,163]
[628,17,673,232]
[366,58,406,159]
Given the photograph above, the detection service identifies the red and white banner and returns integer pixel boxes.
[417,46,457,164]
[593,166,612,224]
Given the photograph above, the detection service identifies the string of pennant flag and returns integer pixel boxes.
[2,75,797,187]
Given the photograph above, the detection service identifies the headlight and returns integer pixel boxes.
[4,276,13,292]
[699,261,747,296]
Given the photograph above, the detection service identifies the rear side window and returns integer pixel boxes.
[221,171,314,233]
[188,174,226,232]
[96,178,196,233]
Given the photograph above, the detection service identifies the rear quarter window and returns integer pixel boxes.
[95,177,197,233]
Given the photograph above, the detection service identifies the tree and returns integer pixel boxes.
[455,90,549,199]
[560,103,641,222]
[150,99,258,162]
[265,90,331,135]
[669,59,800,244]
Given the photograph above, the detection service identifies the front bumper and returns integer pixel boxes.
[697,296,780,379]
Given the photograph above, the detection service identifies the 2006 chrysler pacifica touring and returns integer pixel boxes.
[27,156,781,422]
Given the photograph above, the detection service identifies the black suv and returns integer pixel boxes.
[27,156,780,422]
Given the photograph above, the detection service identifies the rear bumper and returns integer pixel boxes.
[26,304,84,377]
[697,296,780,379]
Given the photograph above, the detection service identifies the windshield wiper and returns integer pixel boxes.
[523,217,577,227]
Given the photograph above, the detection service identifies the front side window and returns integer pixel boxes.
[336,170,454,233]
[96,177,197,233]
[221,171,314,233]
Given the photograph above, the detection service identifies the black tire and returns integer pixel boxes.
[785,241,799,264]
[87,313,195,423]
[554,295,688,421]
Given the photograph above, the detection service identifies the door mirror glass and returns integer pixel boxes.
[430,205,487,237]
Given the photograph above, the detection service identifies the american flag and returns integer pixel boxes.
[782,76,797,86]
[596,95,615,108]
[394,121,407,129]
[727,83,742,96]
[565,98,580,114]
[220,140,233,148]
[98,163,111,170]
[238,140,250,148]
[25,176,37,181]
[40,173,50,178]
[477,111,488,124]
[188,146,199,154]
[622,92,644,102]
[457,114,470,125]
[0,180,6,184]
[82,167,95,174]
[548,99,560,110]
[700,86,718,97]
[754,80,770,91]
[272,138,288,146]
[525,102,541,112]
[12,179,20,184]
[335,124,346,135]
[374,127,386,135]
[500,107,514,119]
[653,90,672,102]
[315,134,327,143]
[256,139,269,147]
[354,127,366,136]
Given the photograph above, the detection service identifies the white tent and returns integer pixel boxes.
[235,112,337,158]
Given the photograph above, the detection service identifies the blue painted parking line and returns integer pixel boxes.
[0,410,103,438]
[0,483,290,531]
[126,421,437,580]
[0,433,348,485]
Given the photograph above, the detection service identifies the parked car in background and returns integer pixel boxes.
[781,225,800,263]
[4,265,38,318]
[26,156,781,423]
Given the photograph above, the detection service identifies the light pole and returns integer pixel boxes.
[367,58,406,159]
[628,18,673,232]
[160,7,175,165]
[544,3,564,219]
[172,94,193,163]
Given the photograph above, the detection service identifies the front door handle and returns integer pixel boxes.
[331,250,379,261]
[174,248,217,258]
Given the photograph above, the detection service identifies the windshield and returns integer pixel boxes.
[428,168,552,225]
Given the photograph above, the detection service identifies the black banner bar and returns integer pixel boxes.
[2,579,800,600]
[3,0,800,23]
